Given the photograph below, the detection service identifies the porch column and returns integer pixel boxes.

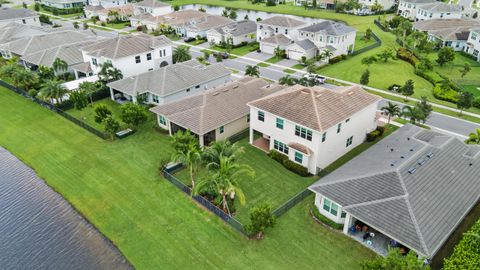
[109,87,115,101]
[199,135,205,147]
[343,213,353,235]
[131,95,138,103]
[249,128,254,144]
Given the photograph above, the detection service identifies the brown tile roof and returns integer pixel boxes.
[248,85,381,132]
[261,34,292,46]
[150,77,286,135]
[97,4,134,16]
[414,19,480,41]
[259,15,306,28]
[288,142,313,155]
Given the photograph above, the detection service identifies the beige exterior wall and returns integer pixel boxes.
[215,115,249,141]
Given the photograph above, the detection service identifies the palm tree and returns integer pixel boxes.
[98,62,123,83]
[52,58,68,78]
[273,46,285,58]
[245,65,260,77]
[172,142,202,190]
[466,128,480,144]
[279,75,296,86]
[38,80,67,104]
[11,68,38,90]
[322,49,333,61]
[202,140,243,167]
[381,102,401,124]
[108,67,123,81]
[0,62,20,79]
[402,105,426,125]
[78,81,97,105]
[306,63,317,74]
[172,45,192,63]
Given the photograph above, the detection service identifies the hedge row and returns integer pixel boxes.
[268,150,309,177]
[433,84,459,104]
[328,54,347,64]
[443,219,480,270]
[396,47,419,67]
[311,204,343,230]
[41,4,83,15]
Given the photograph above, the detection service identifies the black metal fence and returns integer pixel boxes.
[0,80,109,140]
[227,128,249,143]
[374,19,390,32]
[351,32,382,56]
[272,188,312,218]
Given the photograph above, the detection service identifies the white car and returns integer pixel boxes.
[303,73,326,84]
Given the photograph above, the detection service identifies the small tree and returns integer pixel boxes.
[299,56,308,66]
[94,104,112,123]
[466,128,480,144]
[73,21,79,29]
[104,116,120,140]
[120,103,148,129]
[244,203,276,239]
[401,79,414,101]
[228,10,237,20]
[34,3,40,11]
[381,101,401,124]
[360,69,370,85]
[70,90,88,119]
[457,91,473,116]
[361,56,377,67]
[245,65,260,77]
[459,63,471,78]
[436,47,455,67]
[216,53,222,62]
[22,2,27,8]
[362,249,430,270]
[203,50,210,60]
[364,28,372,41]
[172,45,192,64]
[306,63,317,74]
[83,22,89,30]
[377,48,394,63]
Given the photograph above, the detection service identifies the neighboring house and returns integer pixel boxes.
[89,0,128,9]
[294,0,341,9]
[207,20,257,45]
[40,0,87,9]
[397,0,436,20]
[0,23,49,58]
[259,34,292,55]
[150,77,286,146]
[257,16,306,41]
[97,4,134,22]
[248,85,380,175]
[0,8,40,27]
[129,9,206,33]
[285,38,317,60]
[76,34,172,78]
[84,5,105,19]
[132,0,171,16]
[296,20,356,57]
[413,19,480,51]
[358,0,395,11]
[464,28,480,62]
[107,59,231,105]
[129,13,162,30]
[184,15,233,38]
[309,124,480,259]
[415,2,462,21]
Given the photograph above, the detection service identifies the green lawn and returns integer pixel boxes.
[257,62,271,67]
[103,21,131,30]
[66,98,127,130]
[187,39,208,46]
[211,43,259,56]
[27,4,83,18]
[462,85,480,97]
[283,68,296,74]
[0,86,375,269]
[354,32,377,51]
[266,56,284,64]
[291,63,306,70]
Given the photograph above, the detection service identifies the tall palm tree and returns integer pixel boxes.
[381,102,401,124]
[172,142,202,190]
[78,81,98,105]
[202,140,243,167]
[279,75,296,86]
[172,45,192,64]
[245,65,260,77]
[38,80,67,104]
[98,62,123,83]
[107,67,123,81]
[322,49,333,61]
[466,128,480,144]
[11,67,38,90]
[402,105,426,125]
[52,58,68,78]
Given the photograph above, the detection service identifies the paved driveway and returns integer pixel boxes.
[277,59,298,68]
[244,51,273,61]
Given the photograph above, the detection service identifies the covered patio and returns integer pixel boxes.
[251,133,270,153]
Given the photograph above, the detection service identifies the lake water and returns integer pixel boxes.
[180,4,325,24]
[0,147,132,270]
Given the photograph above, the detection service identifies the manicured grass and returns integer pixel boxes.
[211,43,259,56]
[0,86,376,269]
[257,62,270,67]
[265,56,284,64]
[187,39,208,46]
[354,32,377,51]
[104,22,131,30]
[283,68,296,74]
[66,98,126,130]
[291,63,306,70]
[174,138,317,223]
[462,85,480,97]
[27,4,83,18]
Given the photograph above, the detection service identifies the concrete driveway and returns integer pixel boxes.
[244,51,273,61]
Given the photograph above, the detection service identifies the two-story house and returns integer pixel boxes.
[88,0,128,9]
[132,0,171,16]
[0,8,41,28]
[464,28,480,62]
[74,34,172,79]
[40,0,87,9]
[397,0,436,20]
[107,59,231,105]
[257,16,306,54]
[248,84,380,175]
[415,2,462,21]
[358,0,395,11]
[207,20,257,46]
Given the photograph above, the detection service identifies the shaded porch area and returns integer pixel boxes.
[252,136,270,153]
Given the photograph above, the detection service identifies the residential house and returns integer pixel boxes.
[285,38,318,60]
[0,23,49,58]
[107,59,231,104]
[259,34,293,55]
[75,34,172,78]
[294,0,342,9]
[129,9,206,33]
[207,20,257,45]
[358,0,396,11]
[40,0,87,9]
[415,2,462,21]
[150,77,286,146]
[97,4,134,22]
[309,124,480,259]
[89,0,128,9]
[413,19,480,51]
[183,15,233,38]
[296,20,356,58]
[84,5,105,18]
[132,0,171,16]
[248,85,380,175]
[257,15,306,41]
[397,0,436,20]
[0,8,40,27]
[464,28,480,62]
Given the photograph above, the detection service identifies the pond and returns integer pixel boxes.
[0,147,132,270]
[179,4,326,24]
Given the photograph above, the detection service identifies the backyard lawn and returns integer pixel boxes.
[0,86,376,269]
[211,42,259,56]
[66,98,126,130]
[353,32,377,51]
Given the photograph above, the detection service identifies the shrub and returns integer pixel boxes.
[433,83,459,103]
[244,203,276,239]
[387,83,402,91]
[366,130,380,142]
[443,219,480,270]
[328,54,347,64]
[396,47,419,67]
[415,69,438,86]
[28,89,38,97]
[473,96,480,109]
[268,150,309,177]
[311,204,343,230]
[376,126,385,136]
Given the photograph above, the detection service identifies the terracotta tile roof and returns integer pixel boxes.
[288,142,313,155]
[258,15,306,28]
[248,85,381,132]
[261,34,292,46]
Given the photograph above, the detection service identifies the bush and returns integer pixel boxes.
[473,96,480,109]
[28,89,38,97]
[268,150,309,177]
[366,130,380,142]
[433,83,459,103]
[387,83,402,91]
[328,54,347,64]
[244,203,276,239]
[443,219,480,270]
[376,126,385,136]
[396,47,419,67]
[415,69,438,86]
[39,14,52,24]
[311,204,343,230]
[40,4,82,15]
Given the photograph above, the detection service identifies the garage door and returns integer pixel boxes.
[260,43,275,55]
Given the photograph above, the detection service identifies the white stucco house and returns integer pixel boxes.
[309,124,480,259]
[464,28,480,62]
[257,15,306,42]
[183,15,233,39]
[358,0,395,11]
[0,8,40,28]
[88,0,128,9]
[132,0,171,16]
[40,0,87,9]
[248,85,380,175]
[74,34,172,79]
[96,4,134,22]
[107,59,231,105]
[415,2,462,21]
[397,0,435,20]
[150,77,286,146]
[206,20,257,45]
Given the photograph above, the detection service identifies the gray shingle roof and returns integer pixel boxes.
[185,15,233,32]
[81,34,171,59]
[134,0,170,8]
[293,38,317,51]
[0,8,37,21]
[248,85,380,132]
[0,22,48,45]
[309,124,480,258]
[210,20,257,37]
[149,77,286,135]
[298,21,356,36]
[260,34,292,46]
[419,2,462,12]
[258,15,306,28]
[107,59,230,97]
[21,40,97,67]
[414,19,480,41]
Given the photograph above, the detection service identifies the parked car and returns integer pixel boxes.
[303,73,325,84]
[183,37,196,43]
[212,51,229,59]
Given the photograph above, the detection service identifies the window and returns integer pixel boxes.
[92,58,97,66]
[135,55,141,63]
[341,211,347,218]
[219,126,224,134]
[276,118,284,129]
[273,140,289,154]
[337,123,342,133]
[294,152,303,163]
[323,198,331,212]
[330,203,338,216]
[323,198,339,216]
[247,114,250,123]
[472,33,477,40]
[474,49,479,57]
[275,27,278,33]
[22,19,26,24]
[295,125,312,141]
[163,49,166,56]
[147,53,152,61]
[346,136,353,147]
[159,50,163,57]
[285,29,288,35]
[159,115,166,125]
[152,94,159,103]
[345,118,350,123]
[186,88,190,92]
[195,85,200,89]
[322,132,327,142]
[258,111,265,122]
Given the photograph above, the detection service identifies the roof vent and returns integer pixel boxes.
[407,137,410,141]
[426,151,434,158]
[417,159,426,166]
[408,167,417,174]
[301,89,310,94]
[347,91,354,96]
[222,88,230,92]
[212,92,220,96]
[232,85,239,89]
[390,148,394,152]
